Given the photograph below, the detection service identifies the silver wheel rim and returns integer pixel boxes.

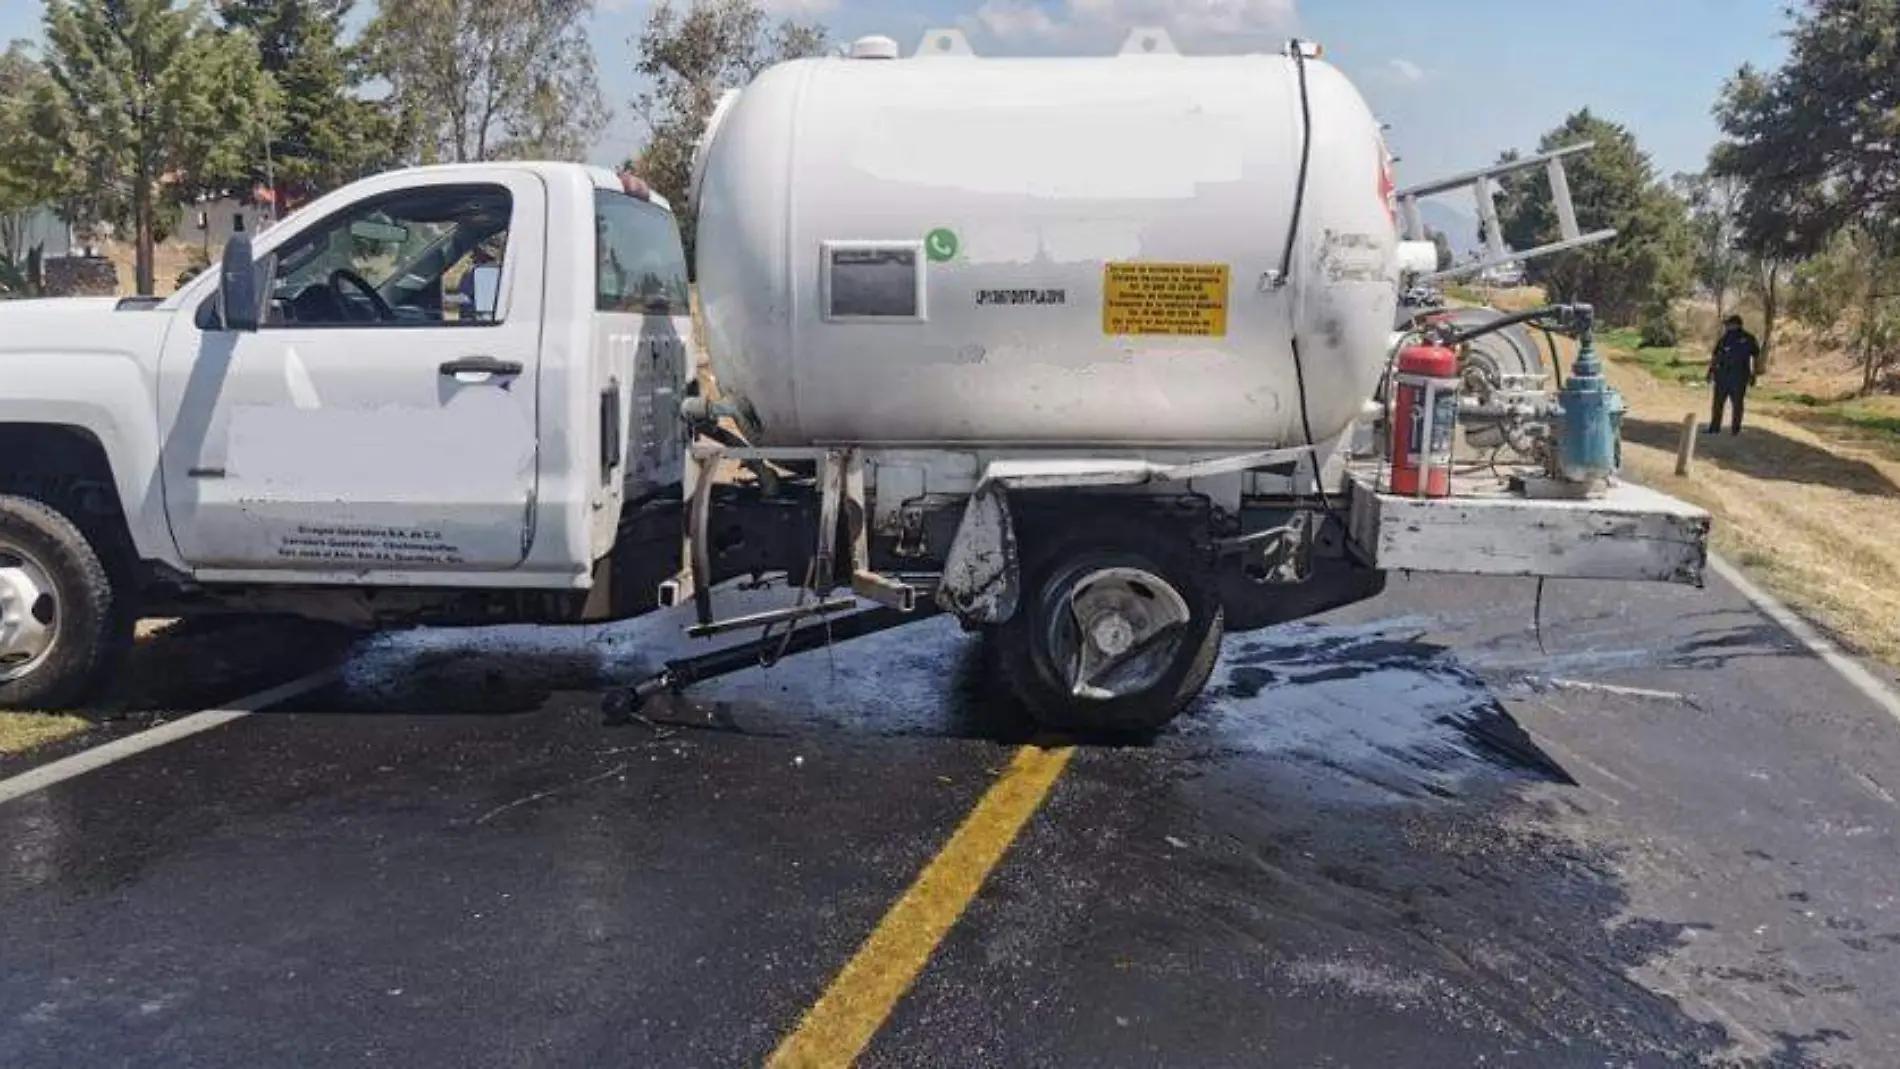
[0,540,60,683]
[1044,566,1191,701]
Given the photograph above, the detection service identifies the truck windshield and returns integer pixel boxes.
[595,191,689,315]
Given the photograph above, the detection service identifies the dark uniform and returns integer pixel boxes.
[1708,318,1761,435]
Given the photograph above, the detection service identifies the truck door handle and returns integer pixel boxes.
[439,356,523,378]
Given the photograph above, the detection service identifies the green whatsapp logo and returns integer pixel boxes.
[925,228,960,263]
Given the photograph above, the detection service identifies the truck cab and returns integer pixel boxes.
[0,162,693,709]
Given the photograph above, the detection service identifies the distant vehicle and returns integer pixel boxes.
[1402,285,1445,308]
[1479,260,1526,287]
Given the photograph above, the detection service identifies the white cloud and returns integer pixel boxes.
[1388,58,1426,82]
[759,0,844,13]
[971,0,1299,51]
[976,0,1065,39]
[597,0,838,15]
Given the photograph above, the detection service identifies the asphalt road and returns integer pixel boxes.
[4,567,1899,1068]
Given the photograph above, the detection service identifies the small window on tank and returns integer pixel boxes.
[822,241,926,322]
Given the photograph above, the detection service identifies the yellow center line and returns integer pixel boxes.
[766,743,1076,1069]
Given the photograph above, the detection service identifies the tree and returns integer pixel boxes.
[1711,2,1900,382]
[631,0,828,261]
[1492,110,1694,332]
[215,0,395,208]
[0,41,55,294]
[0,41,52,261]
[1674,169,1744,319]
[1785,225,1900,394]
[1425,227,1453,271]
[1745,252,1791,372]
[364,0,608,166]
[1710,1,1900,259]
[24,0,280,295]
[0,42,45,212]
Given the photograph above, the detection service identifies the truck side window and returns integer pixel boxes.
[259,183,514,329]
[595,191,689,315]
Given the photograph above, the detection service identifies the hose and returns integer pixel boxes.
[1441,304,1566,348]
[1540,324,1566,391]
[1282,41,1339,520]
[1278,40,1315,288]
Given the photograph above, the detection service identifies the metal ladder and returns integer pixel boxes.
[1395,141,1617,285]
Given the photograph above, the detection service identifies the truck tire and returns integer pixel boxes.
[994,525,1225,739]
[0,494,133,711]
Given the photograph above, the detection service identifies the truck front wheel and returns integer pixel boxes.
[994,528,1224,738]
[0,494,133,711]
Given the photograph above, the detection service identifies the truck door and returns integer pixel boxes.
[157,172,548,576]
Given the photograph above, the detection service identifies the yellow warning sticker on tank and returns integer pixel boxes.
[1102,262,1231,337]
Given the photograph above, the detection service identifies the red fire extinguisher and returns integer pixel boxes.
[1388,342,1461,497]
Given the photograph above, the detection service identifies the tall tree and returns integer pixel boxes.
[1673,169,1744,320]
[215,0,395,208]
[1711,1,1900,381]
[0,40,54,291]
[0,42,53,227]
[364,0,608,165]
[1493,109,1694,332]
[1710,0,1900,258]
[26,0,279,295]
[631,0,828,260]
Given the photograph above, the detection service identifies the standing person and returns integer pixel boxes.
[1708,314,1762,435]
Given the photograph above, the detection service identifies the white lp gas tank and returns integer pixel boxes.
[691,30,1401,448]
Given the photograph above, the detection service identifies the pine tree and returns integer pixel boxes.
[1493,109,1694,331]
[27,0,280,295]
[215,0,394,208]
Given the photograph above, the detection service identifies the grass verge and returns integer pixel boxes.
[1601,328,1900,464]
[1595,336,1900,670]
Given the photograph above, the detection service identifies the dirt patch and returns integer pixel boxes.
[100,239,211,297]
[0,616,358,758]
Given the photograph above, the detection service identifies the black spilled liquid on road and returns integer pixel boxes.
[299,609,1574,807]
[1,577,1882,1068]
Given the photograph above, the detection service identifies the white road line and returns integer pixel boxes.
[1710,553,1900,727]
[1545,679,1691,703]
[0,667,339,808]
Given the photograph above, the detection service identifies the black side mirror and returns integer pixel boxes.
[217,235,269,332]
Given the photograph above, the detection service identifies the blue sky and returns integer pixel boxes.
[2,0,1794,189]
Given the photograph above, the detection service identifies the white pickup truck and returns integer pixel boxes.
[0,163,697,710]
[0,157,1710,733]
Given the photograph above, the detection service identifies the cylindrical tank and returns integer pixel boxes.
[692,34,1401,448]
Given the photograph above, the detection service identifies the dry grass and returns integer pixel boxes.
[1597,345,1900,668]
[0,712,90,756]
[0,616,356,758]
[100,239,211,297]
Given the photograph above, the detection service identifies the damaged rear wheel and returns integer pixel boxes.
[994,525,1223,739]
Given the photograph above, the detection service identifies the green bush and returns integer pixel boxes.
[1638,301,1681,348]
